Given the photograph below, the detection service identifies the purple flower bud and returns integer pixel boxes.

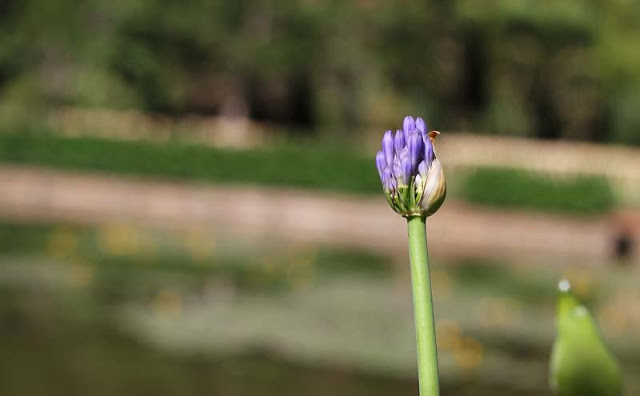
[408,132,424,171]
[418,161,428,178]
[387,177,397,192]
[424,136,434,166]
[415,117,427,134]
[382,166,393,190]
[403,116,415,135]
[376,151,386,181]
[401,153,412,186]
[382,130,394,166]
[394,130,406,153]
[375,115,445,217]
[393,148,409,183]
[398,147,409,165]
[392,159,403,181]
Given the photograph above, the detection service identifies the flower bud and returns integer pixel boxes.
[415,117,427,134]
[375,151,386,182]
[408,132,423,172]
[403,116,415,135]
[394,130,405,153]
[420,158,446,216]
[382,130,394,167]
[375,116,446,218]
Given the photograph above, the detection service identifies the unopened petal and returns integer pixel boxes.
[382,130,395,166]
[376,151,386,181]
[394,130,406,152]
[403,116,415,135]
[415,117,427,134]
[420,158,446,216]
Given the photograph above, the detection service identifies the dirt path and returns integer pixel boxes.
[0,165,635,263]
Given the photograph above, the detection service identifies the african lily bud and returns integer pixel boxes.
[376,116,446,218]
[394,130,405,152]
[403,116,415,135]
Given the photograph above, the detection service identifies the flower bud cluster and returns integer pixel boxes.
[376,116,446,217]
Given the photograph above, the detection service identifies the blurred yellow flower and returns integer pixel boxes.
[436,319,462,351]
[152,289,183,319]
[453,336,484,369]
[47,227,79,259]
[183,228,215,264]
[97,223,141,256]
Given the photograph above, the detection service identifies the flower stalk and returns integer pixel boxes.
[407,216,439,396]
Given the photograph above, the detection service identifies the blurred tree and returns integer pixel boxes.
[0,0,639,144]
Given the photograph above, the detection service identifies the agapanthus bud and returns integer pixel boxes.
[382,130,394,166]
[401,152,412,186]
[394,130,405,152]
[415,117,427,134]
[382,167,393,191]
[403,116,415,135]
[418,161,428,178]
[375,151,386,182]
[376,116,446,218]
[424,135,434,165]
[408,132,423,171]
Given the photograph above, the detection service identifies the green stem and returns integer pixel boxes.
[407,216,440,396]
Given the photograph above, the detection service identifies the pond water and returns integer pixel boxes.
[0,222,637,396]
[0,285,545,396]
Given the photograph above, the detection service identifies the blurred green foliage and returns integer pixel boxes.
[451,259,556,304]
[0,132,618,214]
[1,0,640,143]
[0,221,390,296]
[460,167,614,215]
[0,132,380,193]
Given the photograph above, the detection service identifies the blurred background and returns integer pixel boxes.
[0,1,639,395]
